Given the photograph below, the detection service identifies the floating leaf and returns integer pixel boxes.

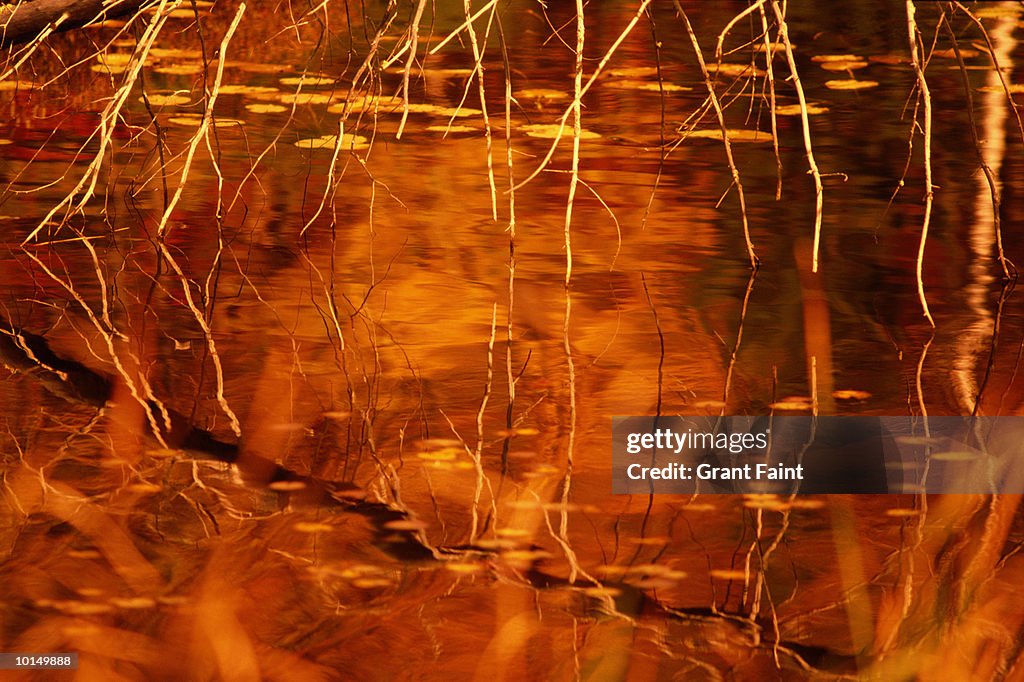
[789,499,826,510]
[426,124,478,133]
[153,63,205,76]
[582,586,622,598]
[149,48,203,59]
[824,79,879,90]
[775,103,830,115]
[869,54,909,65]
[268,480,307,491]
[686,128,774,143]
[404,103,482,117]
[416,449,457,461]
[706,62,766,77]
[279,75,337,87]
[886,508,921,518]
[709,569,748,581]
[98,53,133,66]
[752,41,795,52]
[228,62,290,74]
[495,528,531,538]
[811,54,863,63]
[219,85,281,95]
[832,389,871,400]
[351,578,392,589]
[167,115,242,128]
[769,396,812,410]
[602,80,691,92]
[819,60,868,72]
[445,562,484,574]
[245,103,288,114]
[606,66,660,78]
[140,93,191,107]
[743,498,791,511]
[278,92,337,105]
[521,123,601,140]
[514,88,569,100]
[293,133,370,150]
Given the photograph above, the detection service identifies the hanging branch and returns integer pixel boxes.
[0,0,152,48]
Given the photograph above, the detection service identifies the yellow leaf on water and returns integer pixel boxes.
[753,41,796,52]
[819,60,869,71]
[495,528,531,538]
[824,79,879,90]
[769,396,812,410]
[218,85,281,95]
[167,115,243,128]
[279,75,337,87]
[245,103,288,114]
[775,103,830,115]
[149,48,203,59]
[98,53,133,66]
[521,123,601,140]
[90,64,128,75]
[687,128,774,143]
[832,389,871,400]
[405,102,483,117]
[154,63,205,76]
[606,66,660,78]
[514,88,569,100]
[812,54,863,63]
[416,449,457,461]
[709,569,748,581]
[707,62,766,77]
[268,480,307,491]
[426,124,478,133]
[278,92,337,105]
[293,133,370,150]
[140,93,191,107]
[602,80,691,92]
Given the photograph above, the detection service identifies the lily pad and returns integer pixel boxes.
[294,133,370,150]
[824,79,879,90]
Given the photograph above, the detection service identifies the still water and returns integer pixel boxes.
[2,1,1024,679]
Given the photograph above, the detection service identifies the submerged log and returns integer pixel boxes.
[0,0,149,48]
[0,314,436,560]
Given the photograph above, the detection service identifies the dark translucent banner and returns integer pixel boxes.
[612,416,1024,494]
